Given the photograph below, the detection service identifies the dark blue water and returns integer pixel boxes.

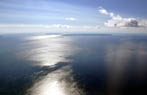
[0,34,146,95]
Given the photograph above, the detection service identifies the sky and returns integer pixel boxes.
[0,0,147,34]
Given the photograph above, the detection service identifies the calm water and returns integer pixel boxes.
[0,34,146,95]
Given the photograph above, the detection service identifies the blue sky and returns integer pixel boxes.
[0,0,147,34]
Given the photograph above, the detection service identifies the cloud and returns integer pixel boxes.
[0,24,101,34]
[65,17,77,21]
[0,23,146,34]
[99,7,140,28]
[99,8,109,15]
[0,24,101,30]
[49,24,72,28]
[105,17,139,27]
[0,24,72,29]
[139,19,147,27]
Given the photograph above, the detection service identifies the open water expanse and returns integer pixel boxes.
[0,33,146,95]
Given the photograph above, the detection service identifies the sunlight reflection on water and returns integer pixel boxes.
[0,34,146,95]
[23,35,82,95]
[22,35,75,67]
[26,66,83,95]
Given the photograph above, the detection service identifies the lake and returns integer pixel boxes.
[0,33,146,95]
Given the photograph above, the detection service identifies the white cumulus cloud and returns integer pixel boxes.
[99,7,141,28]
[99,8,109,15]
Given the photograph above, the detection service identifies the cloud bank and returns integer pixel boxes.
[0,24,101,34]
[99,7,141,27]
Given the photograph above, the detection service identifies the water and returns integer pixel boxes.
[0,33,146,95]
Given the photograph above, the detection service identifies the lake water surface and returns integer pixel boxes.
[0,34,146,95]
